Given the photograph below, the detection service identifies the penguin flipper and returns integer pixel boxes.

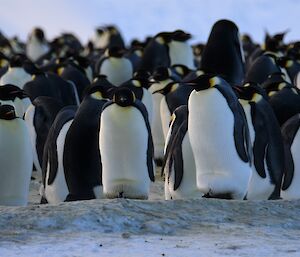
[281,114,300,190]
[133,101,155,182]
[251,103,268,178]
[257,100,285,185]
[173,121,188,190]
[215,84,251,163]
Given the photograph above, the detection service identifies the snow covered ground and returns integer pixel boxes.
[1,172,300,257]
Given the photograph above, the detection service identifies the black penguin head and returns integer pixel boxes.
[132,70,156,89]
[185,74,224,91]
[171,64,191,79]
[112,88,136,107]
[9,54,27,68]
[106,46,126,58]
[234,83,267,102]
[32,27,45,42]
[171,30,192,42]
[152,82,180,95]
[154,32,173,44]
[84,75,116,99]
[152,67,173,81]
[0,84,28,101]
[0,104,16,120]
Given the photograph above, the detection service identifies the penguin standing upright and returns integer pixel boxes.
[281,114,300,199]
[26,27,49,62]
[188,74,252,199]
[163,105,200,200]
[42,106,77,204]
[0,104,33,206]
[200,19,245,86]
[63,86,109,201]
[99,88,155,199]
[236,83,284,199]
[148,67,177,164]
[96,47,133,86]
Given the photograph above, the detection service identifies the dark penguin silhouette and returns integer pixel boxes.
[63,86,109,201]
[200,19,245,86]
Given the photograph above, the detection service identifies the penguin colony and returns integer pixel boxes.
[0,20,300,206]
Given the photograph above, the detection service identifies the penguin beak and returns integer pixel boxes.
[0,105,16,120]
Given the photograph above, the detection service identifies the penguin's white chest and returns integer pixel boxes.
[168,41,195,69]
[100,105,150,199]
[188,89,251,199]
[100,58,133,86]
[0,68,32,89]
[0,119,33,206]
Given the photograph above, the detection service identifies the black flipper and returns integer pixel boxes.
[215,83,252,164]
[281,114,300,190]
[133,101,155,182]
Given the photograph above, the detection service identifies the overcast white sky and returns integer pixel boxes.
[0,0,299,45]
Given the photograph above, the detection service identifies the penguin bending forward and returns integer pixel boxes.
[163,105,200,200]
[188,74,252,200]
[99,87,155,199]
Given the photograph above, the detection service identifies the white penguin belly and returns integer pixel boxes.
[168,41,195,69]
[160,97,171,140]
[188,89,251,199]
[151,93,165,161]
[0,68,32,89]
[281,129,300,199]
[45,120,72,204]
[100,58,133,86]
[100,105,151,199]
[0,120,33,206]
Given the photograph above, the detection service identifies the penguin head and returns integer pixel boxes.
[31,27,46,42]
[152,82,180,95]
[171,30,192,42]
[0,52,9,68]
[112,88,136,107]
[9,54,27,68]
[186,74,225,91]
[234,83,267,102]
[154,32,173,45]
[0,104,16,120]
[85,75,116,99]
[152,67,173,81]
[105,46,126,58]
[171,64,191,79]
[131,70,156,89]
[0,84,28,101]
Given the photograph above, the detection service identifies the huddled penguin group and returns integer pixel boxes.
[0,19,300,206]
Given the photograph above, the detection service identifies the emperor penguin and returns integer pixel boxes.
[0,84,31,118]
[99,87,155,199]
[236,83,284,199]
[200,19,245,86]
[41,106,77,204]
[0,104,33,206]
[163,105,200,200]
[148,67,178,164]
[26,27,49,62]
[188,74,252,199]
[281,114,300,199]
[0,54,32,89]
[97,47,133,86]
[63,86,109,201]
[24,96,64,174]
[92,25,125,49]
